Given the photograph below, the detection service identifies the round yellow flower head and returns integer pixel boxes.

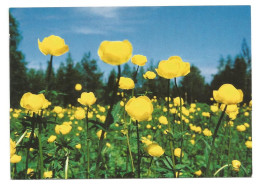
[99,106,106,113]
[10,139,16,157]
[202,112,210,117]
[96,130,107,140]
[27,168,34,175]
[213,84,243,105]
[98,40,133,65]
[38,35,69,56]
[20,92,50,112]
[78,92,97,106]
[244,112,249,116]
[119,77,135,90]
[203,128,212,137]
[158,116,168,125]
[47,135,57,143]
[53,106,63,114]
[10,154,22,164]
[210,105,219,113]
[74,108,86,120]
[75,83,82,91]
[236,125,246,132]
[43,171,53,178]
[174,148,184,158]
[146,124,152,129]
[232,160,241,172]
[106,142,111,148]
[143,71,156,79]
[190,139,195,145]
[131,54,147,66]
[147,143,165,157]
[194,170,202,176]
[55,124,72,135]
[244,123,250,128]
[75,144,81,149]
[245,140,252,149]
[77,126,83,131]
[125,96,154,122]
[120,101,125,107]
[173,97,184,107]
[99,115,106,123]
[155,56,190,79]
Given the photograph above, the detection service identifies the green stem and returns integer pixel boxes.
[38,124,44,179]
[227,122,232,176]
[45,55,53,94]
[86,106,90,179]
[206,105,227,177]
[25,123,35,178]
[135,120,141,178]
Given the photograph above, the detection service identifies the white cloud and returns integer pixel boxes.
[72,26,106,35]
[75,7,121,19]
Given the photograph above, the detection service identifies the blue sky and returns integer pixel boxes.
[10,6,251,83]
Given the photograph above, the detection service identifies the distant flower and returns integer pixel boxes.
[232,160,241,172]
[203,128,212,137]
[158,116,168,125]
[78,92,97,106]
[236,125,246,132]
[173,97,184,107]
[10,154,22,164]
[53,106,63,114]
[74,108,86,120]
[174,148,184,158]
[245,140,252,149]
[194,170,202,176]
[98,40,133,65]
[96,130,107,140]
[47,135,57,143]
[147,143,165,157]
[75,144,81,149]
[143,71,156,79]
[131,54,147,66]
[55,124,72,135]
[43,171,53,178]
[75,84,82,91]
[119,77,135,90]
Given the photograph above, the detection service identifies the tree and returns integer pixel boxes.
[104,69,117,105]
[9,12,28,107]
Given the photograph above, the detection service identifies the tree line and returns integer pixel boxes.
[9,13,251,108]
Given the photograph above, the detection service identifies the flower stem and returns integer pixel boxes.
[25,123,35,178]
[166,79,176,177]
[86,106,90,179]
[45,55,53,94]
[38,123,44,179]
[227,122,232,176]
[135,120,141,178]
[206,105,227,177]
[65,152,69,179]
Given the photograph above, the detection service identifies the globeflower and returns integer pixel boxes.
[143,71,156,79]
[245,140,252,149]
[232,160,241,172]
[236,125,246,132]
[10,139,16,157]
[96,130,107,140]
[75,83,82,91]
[158,116,168,125]
[155,56,190,79]
[174,148,184,158]
[213,84,243,105]
[55,124,72,135]
[38,35,69,56]
[43,171,53,178]
[75,144,81,149]
[210,105,219,113]
[173,97,184,106]
[53,106,63,114]
[98,40,133,65]
[131,54,147,66]
[20,92,51,112]
[147,143,165,157]
[194,170,202,176]
[125,96,153,122]
[78,92,97,106]
[47,135,57,143]
[119,77,135,90]
[10,154,22,164]
[74,108,86,120]
[203,128,212,137]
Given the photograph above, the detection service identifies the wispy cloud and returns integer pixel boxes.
[72,26,106,35]
[74,7,121,19]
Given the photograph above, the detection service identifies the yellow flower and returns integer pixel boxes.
[38,35,69,56]
[146,124,152,129]
[98,40,133,65]
[78,92,97,106]
[147,143,165,157]
[77,126,83,131]
[131,54,147,66]
[194,170,202,176]
[99,115,106,123]
[176,172,183,177]
[96,130,107,139]
[190,139,195,145]
[244,112,249,116]
[173,97,184,106]
[75,144,81,149]
[20,92,50,112]
[203,128,212,137]
[53,106,63,114]
[74,108,86,120]
[27,168,34,175]
[155,56,190,79]
[10,154,22,164]
[244,123,250,128]
[47,135,57,143]
[43,171,53,178]
[174,148,184,158]
[210,105,219,112]
[236,125,246,132]
[125,96,153,122]
[202,112,210,117]
[232,160,241,172]
[119,77,135,90]
[75,83,82,91]
[106,142,111,148]
[10,139,16,157]
[99,106,106,113]
[143,71,156,79]
[141,137,153,146]
[58,113,64,118]
[55,124,72,135]
[158,116,168,125]
[213,84,243,105]
[245,140,252,149]
[120,101,125,107]
[194,126,202,134]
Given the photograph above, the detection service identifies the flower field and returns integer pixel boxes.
[9,35,252,179]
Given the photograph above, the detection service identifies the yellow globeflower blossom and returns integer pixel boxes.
[244,123,250,128]
[141,137,153,146]
[99,106,106,113]
[174,148,184,158]
[210,105,219,113]
[10,154,22,164]
[158,116,168,125]
[75,144,81,149]
[55,124,72,135]
[74,108,86,120]
[173,97,184,106]
[75,83,82,91]
[47,135,57,143]
[43,171,53,178]
[143,71,156,79]
[244,112,249,117]
[131,54,147,66]
[125,96,153,122]
[120,101,125,107]
[119,77,135,90]
[245,140,252,149]
[53,106,63,114]
[106,142,111,148]
[99,115,106,123]
[203,128,212,137]
[155,56,190,79]
[38,35,69,56]
[20,92,51,112]
[78,92,97,106]
[27,168,34,175]
[213,84,243,105]
[146,124,152,129]
[147,143,165,157]
[202,112,210,117]
[232,160,241,172]
[190,139,195,145]
[237,125,246,132]
[96,130,107,139]
[10,139,16,157]
[194,170,202,176]
[98,40,133,65]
